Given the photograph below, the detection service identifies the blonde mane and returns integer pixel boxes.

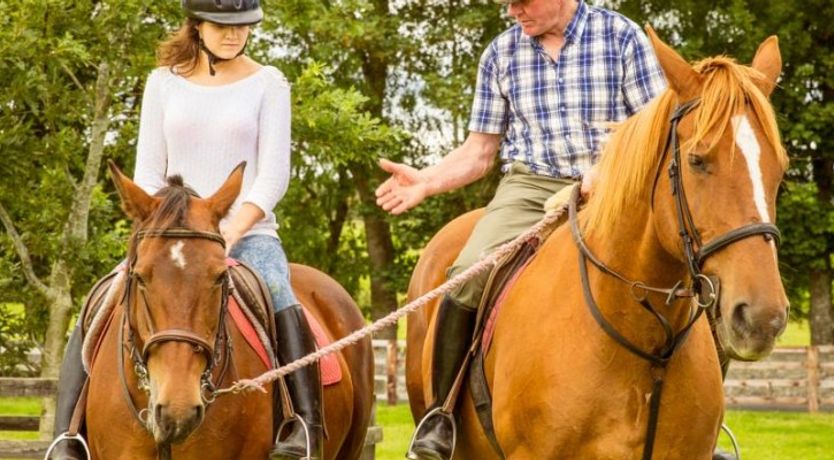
[582,56,787,235]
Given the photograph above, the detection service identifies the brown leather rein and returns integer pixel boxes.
[569,98,781,460]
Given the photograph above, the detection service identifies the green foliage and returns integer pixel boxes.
[0,304,37,376]
[277,63,406,296]
[778,182,834,314]
[3,0,834,366]
[0,0,179,345]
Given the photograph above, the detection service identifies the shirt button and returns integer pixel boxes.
[560,106,566,112]
[565,134,572,140]
[558,78,564,84]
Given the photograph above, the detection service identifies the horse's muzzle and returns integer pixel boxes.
[151,402,206,444]
[722,300,788,361]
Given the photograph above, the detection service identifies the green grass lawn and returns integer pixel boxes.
[0,396,40,441]
[377,404,834,460]
[777,319,810,346]
[3,393,833,459]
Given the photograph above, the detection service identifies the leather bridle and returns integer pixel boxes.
[119,227,233,432]
[570,98,781,460]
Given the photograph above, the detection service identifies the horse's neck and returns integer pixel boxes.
[581,206,693,346]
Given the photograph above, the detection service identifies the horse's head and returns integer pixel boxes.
[646,28,789,360]
[109,161,244,444]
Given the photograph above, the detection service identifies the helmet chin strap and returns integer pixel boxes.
[198,38,248,76]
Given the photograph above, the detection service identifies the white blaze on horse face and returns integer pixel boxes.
[733,115,777,254]
[170,240,187,269]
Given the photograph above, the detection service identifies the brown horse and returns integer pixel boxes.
[406,28,787,459]
[85,163,374,459]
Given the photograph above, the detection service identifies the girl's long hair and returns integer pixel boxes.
[157,18,201,76]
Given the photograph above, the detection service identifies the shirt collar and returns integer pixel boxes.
[563,0,589,44]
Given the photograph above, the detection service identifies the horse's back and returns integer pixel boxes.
[405,209,483,420]
[289,263,374,460]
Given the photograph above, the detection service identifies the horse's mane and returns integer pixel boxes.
[582,56,787,235]
[147,175,201,229]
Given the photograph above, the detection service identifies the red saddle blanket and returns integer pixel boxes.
[481,256,537,355]
[225,259,342,386]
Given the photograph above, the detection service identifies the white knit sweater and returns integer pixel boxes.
[133,66,291,238]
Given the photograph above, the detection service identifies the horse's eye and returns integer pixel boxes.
[688,154,707,171]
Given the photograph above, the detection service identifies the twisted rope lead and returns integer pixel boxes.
[226,202,569,394]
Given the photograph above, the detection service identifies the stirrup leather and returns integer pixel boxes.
[275,413,316,460]
[43,432,91,460]
[405,407,458,460]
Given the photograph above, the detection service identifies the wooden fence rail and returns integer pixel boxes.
[371,341,834,413]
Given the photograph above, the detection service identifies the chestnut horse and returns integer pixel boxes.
[85,163,373,459]
[406,28,788,459]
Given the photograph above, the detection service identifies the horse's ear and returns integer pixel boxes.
[644,25,701,100]
[751,36,781,97]
[108,160,158,221]
[207,162,246,220]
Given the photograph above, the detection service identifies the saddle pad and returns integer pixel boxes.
[227,294,273,370]
[225,259,342,386]
[481,256,537,355]
[227,290,342,386]
[302,309,343,386]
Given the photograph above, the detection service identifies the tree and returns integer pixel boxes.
[0,0,181,436]
[0,0,402,437]
[260,1,510,337]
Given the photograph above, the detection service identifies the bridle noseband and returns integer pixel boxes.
[120,227,233,429]
[570,98,782,460]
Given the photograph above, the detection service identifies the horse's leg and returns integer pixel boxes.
[290,265,375,460]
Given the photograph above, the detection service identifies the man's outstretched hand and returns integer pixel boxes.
[375,159,430,215]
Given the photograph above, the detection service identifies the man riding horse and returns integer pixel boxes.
[375,1,666,458]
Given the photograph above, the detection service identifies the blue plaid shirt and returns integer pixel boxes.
[469,1,667,179]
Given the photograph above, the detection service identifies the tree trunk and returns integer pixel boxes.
[353,0,399,340]
[811,157,834,345]
[353,167,399,341]
[37,62,112,439]
[38,262,74,439]
[325,168,351,274]
[809,265,834,345]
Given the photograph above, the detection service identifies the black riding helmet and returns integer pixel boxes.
[182,0,262,76]
[181,0,264,26]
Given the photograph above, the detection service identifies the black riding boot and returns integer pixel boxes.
[408,296,477,460]
[50,325,87,460]
[270,305,323,460]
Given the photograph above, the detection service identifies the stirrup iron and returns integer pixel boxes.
[43,432,91,460]
[720,423,741,460]
[405,407,458,460]
[276,413,315,460]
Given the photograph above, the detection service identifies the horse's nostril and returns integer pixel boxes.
[195,404,205,421]
[732,302,751,333]
[155,404,164,424]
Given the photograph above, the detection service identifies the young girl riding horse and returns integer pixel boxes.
[50,1,322,459]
